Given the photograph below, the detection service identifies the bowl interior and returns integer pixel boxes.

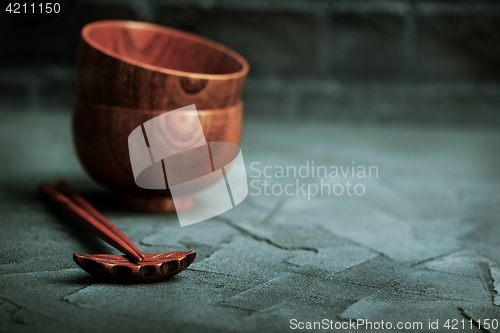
[84,21,245,76]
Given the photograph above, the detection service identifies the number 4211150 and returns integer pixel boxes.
[444,319,499,330]
[6,3,61,14]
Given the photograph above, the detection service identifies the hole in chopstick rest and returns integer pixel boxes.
[139,265,156,277]
[111,266,132,276]
[160,261,179,275]
[186,253,196,265]
[84,258,105,271]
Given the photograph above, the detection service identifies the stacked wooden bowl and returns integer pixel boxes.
[73,20,249,212]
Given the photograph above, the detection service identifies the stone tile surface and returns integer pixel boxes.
[0,110,499,332]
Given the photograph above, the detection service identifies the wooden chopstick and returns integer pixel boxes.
[38,182,143,262]
[55,180,144,260]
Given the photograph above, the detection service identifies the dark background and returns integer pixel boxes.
[1,0,500,126]
[1,2,500,331]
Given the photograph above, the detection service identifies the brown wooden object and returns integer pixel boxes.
[38,182,144,262]
[55,180,144,261]
[38,181,196,282]
[77,20,249,110]
[72,100,243,212]
[73,252,196,283]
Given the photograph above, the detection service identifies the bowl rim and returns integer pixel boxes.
[81,20,249,81]
[74,99,244,113]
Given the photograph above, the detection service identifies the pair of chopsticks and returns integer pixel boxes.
[38,180,145,262]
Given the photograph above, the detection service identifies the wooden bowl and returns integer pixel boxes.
[77,20,249,110]
[72,100,243,212]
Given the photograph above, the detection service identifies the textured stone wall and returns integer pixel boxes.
[1,0,499,124]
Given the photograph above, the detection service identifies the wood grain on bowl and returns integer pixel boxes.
[77,20,249,110]
[72,100,243,212]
